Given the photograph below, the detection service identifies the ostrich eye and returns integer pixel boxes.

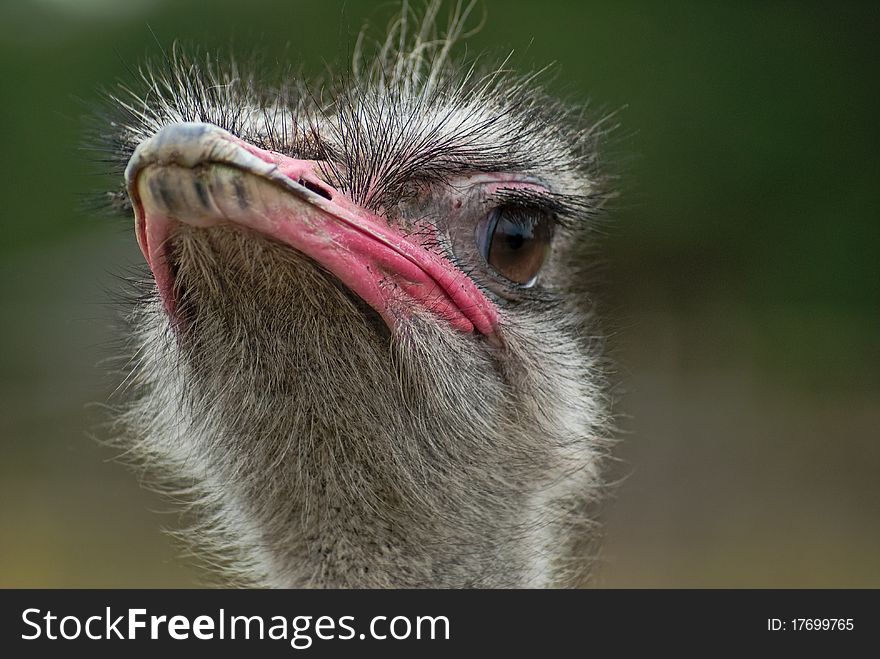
[476,207,554,287]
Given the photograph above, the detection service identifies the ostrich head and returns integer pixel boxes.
[98,2,614,587]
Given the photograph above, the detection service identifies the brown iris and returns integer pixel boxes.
[477,207,554,286]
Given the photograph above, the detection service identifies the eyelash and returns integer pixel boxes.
[487,190,575,230]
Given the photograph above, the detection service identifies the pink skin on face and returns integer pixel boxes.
[126,122,501,338]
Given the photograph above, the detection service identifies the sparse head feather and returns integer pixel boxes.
[96,1,612,216]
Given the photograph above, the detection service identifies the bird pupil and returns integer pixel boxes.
[502,226,527,250]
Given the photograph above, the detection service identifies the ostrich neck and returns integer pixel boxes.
[131,227,581,587]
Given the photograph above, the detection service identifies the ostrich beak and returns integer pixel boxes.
[124,122,499,337]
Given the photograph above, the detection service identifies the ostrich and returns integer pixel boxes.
[96,2,614,588]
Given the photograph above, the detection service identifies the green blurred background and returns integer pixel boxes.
[1,0,877,587]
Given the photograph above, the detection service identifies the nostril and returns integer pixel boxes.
[299,178,333,201]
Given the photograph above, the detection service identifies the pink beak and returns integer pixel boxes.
[124,122,499,338]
